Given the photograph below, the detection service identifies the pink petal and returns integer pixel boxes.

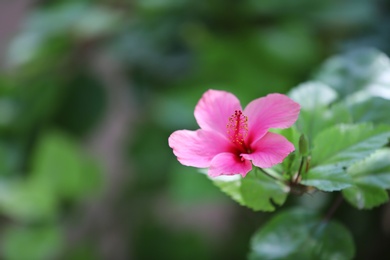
[241,132,295,168]
[168,129,231,168]
[244,94,300,144]
[194,89,242,134]
[209,152,252,178]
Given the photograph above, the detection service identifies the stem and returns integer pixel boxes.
[294,156,306,183]
[257,167,283,181]
[323,195,344,222]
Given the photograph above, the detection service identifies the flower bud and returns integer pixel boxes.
[299,134,309,156]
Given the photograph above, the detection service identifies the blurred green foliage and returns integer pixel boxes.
[249,208,355,260]
[0,0,389,259]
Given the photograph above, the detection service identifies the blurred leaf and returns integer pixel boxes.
[1,225,63,260]
[249,208,355,260]
[347,96,390,124]
[301,124,390,191]
[342,185,388,210]
[342,149,390,209]
[310,0,376,28]
[153,94,196,130]
[314,48,390,98]
[0,131,102,220]
[186,32,298,96]
[245,0,319,16]
[73,5,122,38]
[134,221,212,260]
[296,102,352,141]
[0,98,19,129]
[132,124,173,190]
[288,81,351,139]
[136,0,188,11]
[169,166,224,204]
[0,85,65,136]
[31,131,102,200]
[0,141,24,177]
[6,2,121,67]
[257,23,320,72]
[0,180,57,221]
[289,81,338,110]
[55,75,106,136]
[213,168,288,212]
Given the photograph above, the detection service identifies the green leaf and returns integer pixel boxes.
[270,125,301,147]
[342,185,388,210]
[301,165,352,192]
[302,124,390,191]
[311,124,390,167]
[342,149,390,209]
[289,81,338,110]
[314,48,390,98]
[270,126,301,177]
[213,175,244,205]
[0,180,57,221]
[348,96,390,125]
[288,81,352,140]
[213,169,289,212]
[298,103,352,141]
[240,170,288,211]
[31,131,102,200]
[1,225,63,260]
[249,208,355,260]
[347,149,390,189]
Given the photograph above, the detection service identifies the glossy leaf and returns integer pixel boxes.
[240,170,289,211]
[342,185,388,210]
[311,124,390,167]
[249,208,355,260]
[301,165,352,192]
[342,149,390,209]
[347,149,390,189]
[301,124,390,191]
[213,169,289,211]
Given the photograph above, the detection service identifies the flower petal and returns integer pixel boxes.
[168,129,231,168]
[195,89,242,134]
[244,93,300,143]
[242,132,295,168]
[209,152,252,178]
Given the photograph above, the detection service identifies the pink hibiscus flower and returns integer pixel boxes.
[168,89,300,178]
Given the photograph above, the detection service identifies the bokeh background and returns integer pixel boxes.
[0,0,390,259]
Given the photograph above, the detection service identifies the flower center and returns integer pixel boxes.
[226,110,249,151]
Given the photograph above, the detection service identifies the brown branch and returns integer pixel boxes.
[323,194,344,222]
